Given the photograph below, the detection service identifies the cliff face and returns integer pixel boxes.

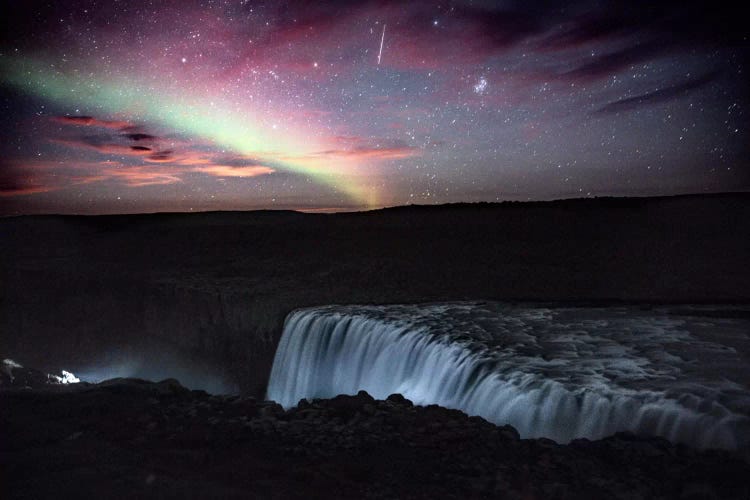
[141,282,292,394]
[1,194,749,396]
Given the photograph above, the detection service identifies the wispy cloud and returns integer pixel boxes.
[595,71,720,114]
[563,41,664,82]
[313,136,420,161]
[44,115,273,180]
[2,129,278,195]
[107,165,183,187]
[193,165,275,178]
[52,138,155,157]
[1,160,185,194]
[52,115,132,129]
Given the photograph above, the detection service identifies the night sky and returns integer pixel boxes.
[0,0,747,214]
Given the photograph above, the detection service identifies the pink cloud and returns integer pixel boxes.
[107,165,183,187]
[52,116,132,129]
[194,165,275,178]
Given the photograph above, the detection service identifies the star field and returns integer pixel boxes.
[0,0,747,214]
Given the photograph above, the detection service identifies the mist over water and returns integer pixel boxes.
[75,343,237,394]
[267,303,750,450]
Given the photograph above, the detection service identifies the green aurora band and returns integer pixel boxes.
[1,56,371,206]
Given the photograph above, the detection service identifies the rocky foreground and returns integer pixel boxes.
[2,366,748,499]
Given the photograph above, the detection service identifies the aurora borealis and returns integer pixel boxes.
[0,0,747,214]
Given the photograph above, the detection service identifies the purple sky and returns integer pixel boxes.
[0,0,747,214]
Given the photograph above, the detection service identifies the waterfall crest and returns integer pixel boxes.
[267,303,750,449]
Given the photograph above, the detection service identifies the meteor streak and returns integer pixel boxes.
[377,24,386,65]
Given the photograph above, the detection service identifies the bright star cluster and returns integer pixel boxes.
[0,0,747,214]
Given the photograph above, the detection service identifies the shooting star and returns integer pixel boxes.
[377,24,386,65]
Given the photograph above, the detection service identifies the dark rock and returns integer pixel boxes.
[257,402,284,418]
[154,378,190,395]
[3,366,750,499]
[386,393,413,407]
[498,425,520,441]
[296,398,311,409]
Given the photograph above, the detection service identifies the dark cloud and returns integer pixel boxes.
[648,1,748,46]
[51,121,162,157]
[210,155,268,167]
[540,13,640,49]
[451,6,541,51]
[124,133,157,141]
[595,71,721,114]
[563,41,663,81]
[0,174,50,197]
[254,0,360,34]
[541,1,747,50]
[53,138,153,156]
[56,115,96,124]
[146,151,175,163]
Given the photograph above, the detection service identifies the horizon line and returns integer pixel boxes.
[2,190,748,219]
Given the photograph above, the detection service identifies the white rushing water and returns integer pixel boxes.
[267,303,750,450]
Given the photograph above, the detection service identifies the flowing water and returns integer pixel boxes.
[267,303,750,450]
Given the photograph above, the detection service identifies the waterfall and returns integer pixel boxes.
[267,304,750,450]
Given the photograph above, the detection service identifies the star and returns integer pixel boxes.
[473,77,488,94]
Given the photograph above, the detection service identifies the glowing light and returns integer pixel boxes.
[0,56,378,207]
[377,24,386,65]
[474,77,488,94]
[3,359,22,382]
[55,370,81,384]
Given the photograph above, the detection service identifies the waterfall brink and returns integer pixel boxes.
[267,304,750,450]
